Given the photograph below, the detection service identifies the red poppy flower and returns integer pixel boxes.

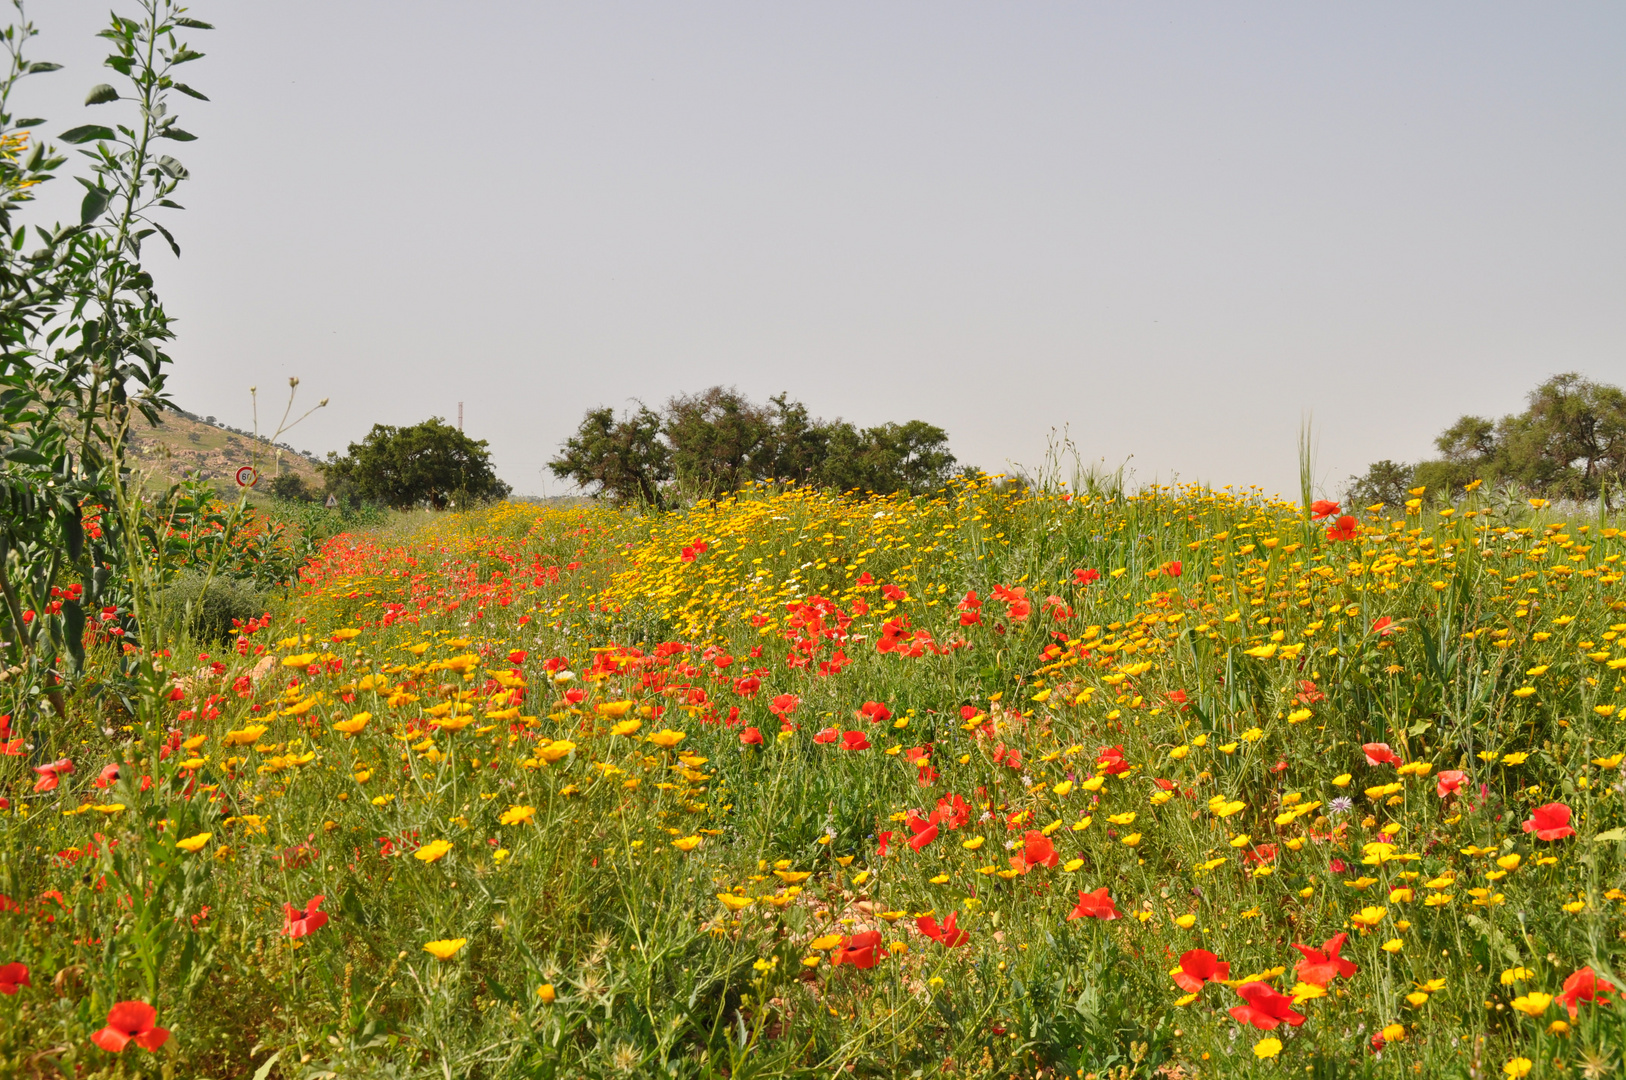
[840,730,871,751]
[1557,966,1616,1019]
[1073,568,1101,585]
[859,701,891,724]
[1310,500,1341,519]
[876,831,892,857]
[1011,830,1058,873]
[830,929,883,968]
[0,962,28,995]
[1325,515,1359,542]
[1362,742,1401,768]
[906,814,939,851]
[917,910,970,948]
[739,726,763,746]
[1436,769,1466,798]
[91,1001,170,1053]
[769,693,799,715]
[1291,932,1358,985]
[882,584,908,601]
[855,572,875,587]
[1096,745,1130,776]
[95,763,121,789]
[1067,887,1121,921]
[1242,844,1277,865]
[1370,615,1398,636]
[507,649,527,665]
[32,758,73,793]
[1294,680,1326,705]
[733,675,761,697]
[1523,802,1575,841]
[1172,949,1230,993]
[1166,689,1188,707]
[930,794,971,831]
[282,894,329,938]
[1228,981,1306,1030]
[813,727,838,745]
[1162,561,1182,578]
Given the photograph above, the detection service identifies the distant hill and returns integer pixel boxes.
[128,408,326,495]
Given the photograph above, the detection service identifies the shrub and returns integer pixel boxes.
[156,571,267,643]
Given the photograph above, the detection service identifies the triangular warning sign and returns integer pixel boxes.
[325,494,339,508]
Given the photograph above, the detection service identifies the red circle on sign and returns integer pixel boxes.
[235,466,258,488]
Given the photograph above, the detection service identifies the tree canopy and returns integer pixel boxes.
[1346,373,1626,505]
[324,418,511,510]
[549,387,959,505]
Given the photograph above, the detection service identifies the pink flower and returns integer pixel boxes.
[1362,743,1401,768]
[1435,769,1467,798]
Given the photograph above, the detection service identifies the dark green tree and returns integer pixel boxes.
[1343,459,1415,508]
[812,419,957,496]
[664,387,777,494]
[547,404,670,505]
[549,387,958,503]
[268,473,312,502]
[1350,374,1626,505]
[325,418,510,510]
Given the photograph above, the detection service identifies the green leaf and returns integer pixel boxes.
[157,127,197,142]
[172,47,205,64]
[154,155,188,179]
[5,447,47,465]
[1594,827,1626,843]
[151,221,180,258]
[250,1050,282,1080]
[12,117,44,128]
[84,84,118,105]
[174,18,215,30]
[26,62,62,74]
[172,82,209,101]
[63,600,85,669]
[79,187,109,226]
[59,124,114,144]
[1464,914,1521,966]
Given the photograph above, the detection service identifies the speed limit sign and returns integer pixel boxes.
[235,465,258,488]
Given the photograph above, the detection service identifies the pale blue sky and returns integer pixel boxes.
[22,2,1626,498]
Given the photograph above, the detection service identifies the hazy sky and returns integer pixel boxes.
[21,2,1626,499]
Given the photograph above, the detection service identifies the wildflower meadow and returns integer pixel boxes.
[5,477,1626,1079]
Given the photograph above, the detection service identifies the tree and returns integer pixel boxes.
[812,419,956,496]
[269,473,313,503]
[1498,374,1626,499]
[549,387,958,504]
[547,405,670,506]
[664,387,777,494]
[1349,374,1626,505]
[325,418,510,510]
[1343,460,1414,509]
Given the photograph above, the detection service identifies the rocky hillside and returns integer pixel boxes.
[128,408,326,495]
